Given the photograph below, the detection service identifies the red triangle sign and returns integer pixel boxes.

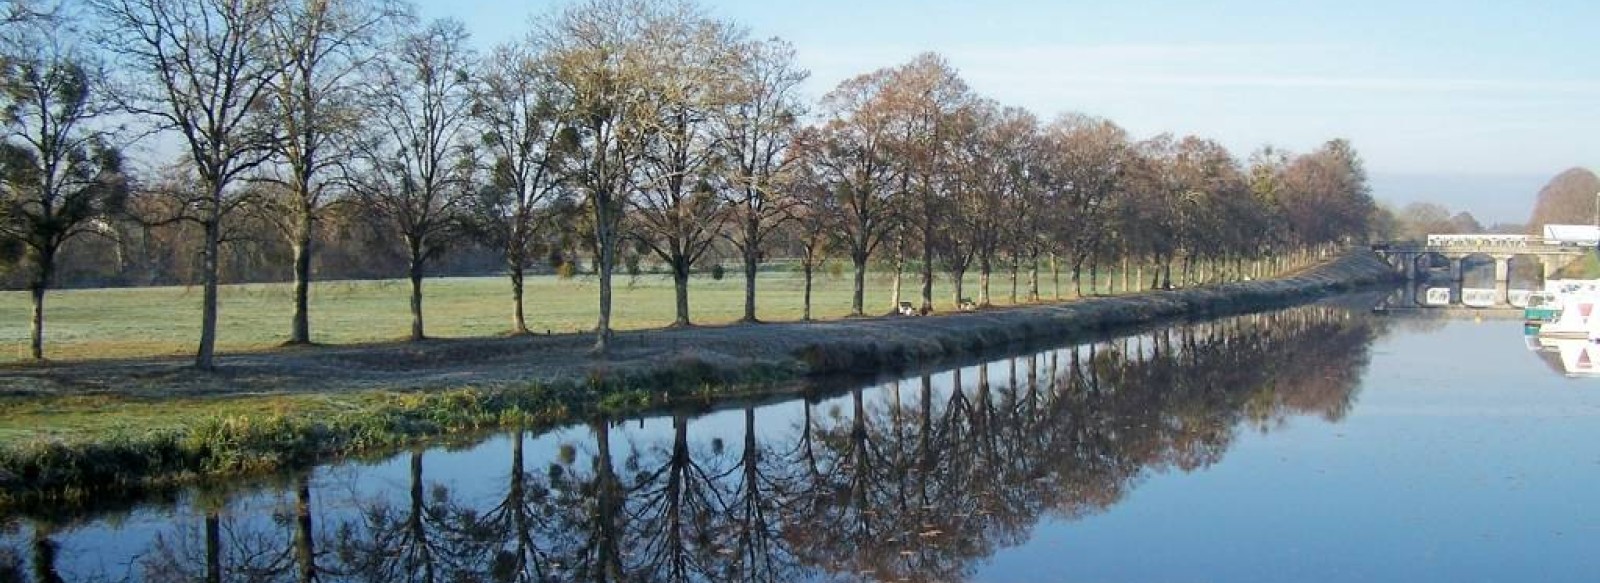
[1580,349,1593,370]
[1582,304,1594,319]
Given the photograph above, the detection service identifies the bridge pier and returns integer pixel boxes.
[1401,281,1417,306]
[1494,254,1512,305]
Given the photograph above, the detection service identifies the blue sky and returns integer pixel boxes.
[417,0,1598,223]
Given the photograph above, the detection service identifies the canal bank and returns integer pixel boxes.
[0,251,1399,504]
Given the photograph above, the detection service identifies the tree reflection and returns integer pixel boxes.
[138,488,306,582]
[21,304,1378,583]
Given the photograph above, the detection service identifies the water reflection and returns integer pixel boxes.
[1,303,1378,582]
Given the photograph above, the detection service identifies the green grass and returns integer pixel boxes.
[0,268,1139,363]
[1551,253,1600,279]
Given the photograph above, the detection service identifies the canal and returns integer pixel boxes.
[4,297,1599,582]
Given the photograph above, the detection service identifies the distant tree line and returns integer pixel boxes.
[1380,201,1491,242]
[0,0,1377,366]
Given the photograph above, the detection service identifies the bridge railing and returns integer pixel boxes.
[1424,234,1534,248]
[1374,235,1599,252]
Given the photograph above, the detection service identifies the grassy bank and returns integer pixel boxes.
[0,268,1144,363]
[0,252,1397,505]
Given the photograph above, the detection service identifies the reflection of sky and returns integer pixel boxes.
[22,314,1600,581]
[982,319,1600,582]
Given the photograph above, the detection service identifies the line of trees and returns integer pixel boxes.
[0,0,1377,367]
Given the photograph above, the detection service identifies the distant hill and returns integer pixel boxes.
[1526,167,1600,233]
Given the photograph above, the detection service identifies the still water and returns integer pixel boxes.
[4,299,1600,582]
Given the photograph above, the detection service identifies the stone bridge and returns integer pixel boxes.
[1373,234,1592,305]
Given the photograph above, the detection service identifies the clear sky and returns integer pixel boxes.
[417,0,1598,223]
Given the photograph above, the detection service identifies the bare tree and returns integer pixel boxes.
[939,99,994,308]
[346,18,476,341]
[881,52,973,313]
[0,0,52,25]
[628,7,739,327]
[720,37,806,323]
[537,0,670,353]
[786,156,835,321]
[469,39,569,335]
[1041,114,1128,296]
[262,0,399,345]
[91,0,285,370]
[970,106,1037,306]
[1279,138,1374,254]
[802,68,900,316]
[1167,136,1242,284]
[0,13,129,361]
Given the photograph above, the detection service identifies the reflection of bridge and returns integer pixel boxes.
[1373,234,1592,306]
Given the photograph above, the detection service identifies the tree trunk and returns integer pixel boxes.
[205,511,222,583]
[741,246,759,323]
[295,475,315,583]
[672,258,691,327]
[510,263,528,334]
[30,528,62,583]
[594,421,624,580]
[289,207,313,345]
[1072,264,1082,298]
[1050,253,1060,300]
[1089,258,1098,294]
[978,256,992,307]
[802,262,815,321]
[1121,256,1129,293]
[1027,255,1039,302]
[851,253,867,316]
[409,452,435,583]
[1008,256,1019,304]
[28,251,51,361]
[952,267,965,309]
[920,238,934,313]
[29,286,43,360]
[196,211,222,371]
[409,254,426,341]
[890,245,904,311]
[595,211,616,353]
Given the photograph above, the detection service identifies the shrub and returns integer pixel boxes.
[710,264,725,280]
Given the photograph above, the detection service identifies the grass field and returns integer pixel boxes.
[0,268,1138,363]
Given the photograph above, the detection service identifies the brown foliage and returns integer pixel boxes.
[1525,167,1600,232]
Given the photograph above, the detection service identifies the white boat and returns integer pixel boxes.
[1530,336,1600,378]
[1535,293,1600,340]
